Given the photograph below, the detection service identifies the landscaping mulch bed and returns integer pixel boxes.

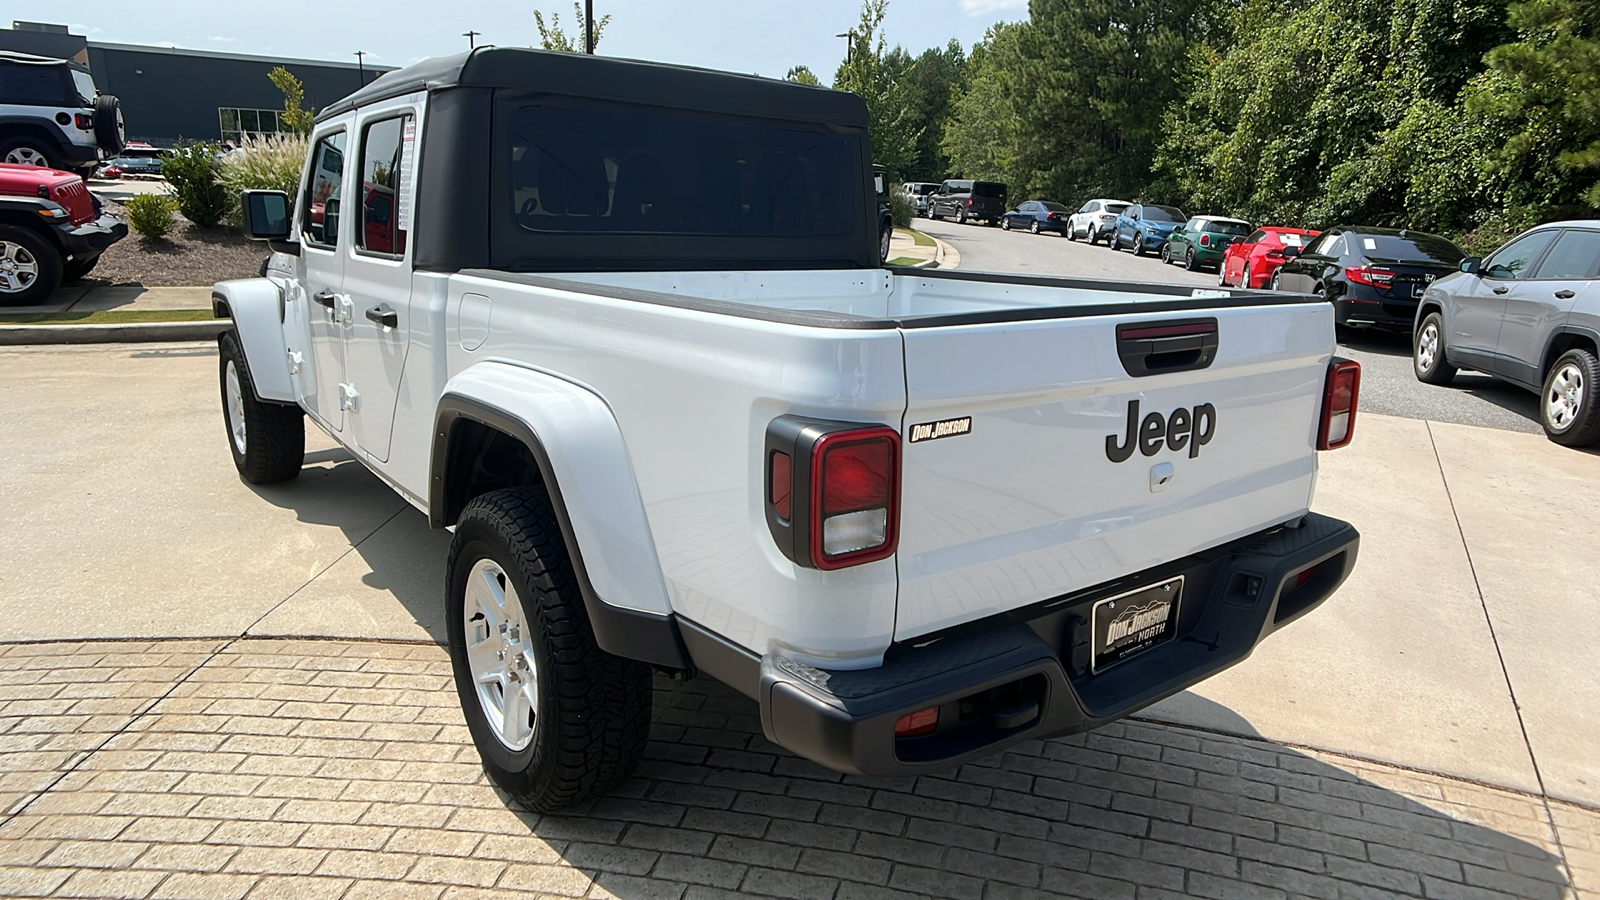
[84,200,266,287]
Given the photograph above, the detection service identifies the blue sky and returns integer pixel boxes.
[66,0,1028,79]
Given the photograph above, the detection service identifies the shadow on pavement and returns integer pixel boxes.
[508,677,1572,899]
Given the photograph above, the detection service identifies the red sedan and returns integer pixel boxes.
[1220,227,1321,289]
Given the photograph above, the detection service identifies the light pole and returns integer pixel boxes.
[836,31,854,63]
[585,1,595,55]
[463,30,481,49]
[354,50,367,87]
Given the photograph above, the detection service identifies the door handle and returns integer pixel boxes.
[1555,290,1576,300]
[313,291,338,309]
[1492,287,1509,295]
[365,305,398,329]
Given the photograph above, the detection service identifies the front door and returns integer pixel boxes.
[1497,228,1599,386]
[341,102,420,464]
[1455,228,1559,360]
[299,127,350,432]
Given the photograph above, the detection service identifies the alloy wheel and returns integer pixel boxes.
[1416,321,1441,374]
[224,360,248,454]
[1546,363,1585,432]
[463,558,540,751]
[3,147,48,166]
[0,241,41,293]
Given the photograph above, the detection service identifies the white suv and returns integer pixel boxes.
[1067,198,1132,245]
[0,51,124,176]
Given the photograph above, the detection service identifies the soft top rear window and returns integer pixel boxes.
[505,103,856,238]
[972,181,1006,197]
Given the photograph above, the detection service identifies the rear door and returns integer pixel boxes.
[341,99,420,463]
[894,299,1329,641]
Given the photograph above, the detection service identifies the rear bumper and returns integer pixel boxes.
[685,513,1357,776]
[57,212,128,260]
[1334,293,1417,329]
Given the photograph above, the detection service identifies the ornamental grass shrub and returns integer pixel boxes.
[219,133,310,225]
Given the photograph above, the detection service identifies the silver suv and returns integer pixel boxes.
[1413,221,1600,445]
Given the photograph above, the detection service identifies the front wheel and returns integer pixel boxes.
[1413,313,1457,386]
[1541,350,1600,447]
[1067,222,1079,242]
[1133,237,1147,257]
[447,486,653,812]
[1160,244,1171,265]
[0,226,61,306]
[218,330,304,484]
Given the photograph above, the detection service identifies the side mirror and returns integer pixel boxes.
[241,190,291,241]
[1461,257,1481,275]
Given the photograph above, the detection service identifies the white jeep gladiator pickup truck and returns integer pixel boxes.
[213,47,1361,812]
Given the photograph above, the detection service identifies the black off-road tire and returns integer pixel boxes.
[0,224,62,306]
[94,95,126,155]
[218,330,304,484]
[1540,349,1600,447]
[1412,312,1457,386]
[447,487,653,812]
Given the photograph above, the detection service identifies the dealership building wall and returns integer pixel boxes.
[0,23,394,146]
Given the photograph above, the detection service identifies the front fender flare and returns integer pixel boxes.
[213,278,293,402]
[431,362,685,668]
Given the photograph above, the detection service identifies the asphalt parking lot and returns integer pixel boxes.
[917,217,1545,435]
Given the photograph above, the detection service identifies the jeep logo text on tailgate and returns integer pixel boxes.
[1105,399,1216,463]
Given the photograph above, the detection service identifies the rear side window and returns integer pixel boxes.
[1532,230,1600,280]
[0,64,66,105]
[1483,230,1557,279]
[356,114,414,256]
[972,182,1006,198]
[302,131,346,248]
[504,103,856,238]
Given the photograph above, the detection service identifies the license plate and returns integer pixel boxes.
[1091,577,1183,672]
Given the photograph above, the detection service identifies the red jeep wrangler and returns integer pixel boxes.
[0,163,127,305]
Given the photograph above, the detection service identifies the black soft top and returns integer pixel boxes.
[318,47,867,126]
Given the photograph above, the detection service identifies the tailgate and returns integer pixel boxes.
[895,302,1331,641]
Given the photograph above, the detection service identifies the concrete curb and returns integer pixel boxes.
[0,319,228,346]
[933,234,960,270]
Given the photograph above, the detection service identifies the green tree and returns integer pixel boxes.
[785,65,822,86]
[941,26,1023,187]
[534,3,611,52]
[267,66,314,135]
[898,40,965,181]
[833,0,921,175]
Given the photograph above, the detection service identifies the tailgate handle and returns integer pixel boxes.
[1116,318,1219,377]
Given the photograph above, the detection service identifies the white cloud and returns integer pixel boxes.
[958,0,1028,14]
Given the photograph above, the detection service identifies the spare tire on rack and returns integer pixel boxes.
[93,95,125,157]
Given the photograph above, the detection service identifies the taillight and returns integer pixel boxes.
[75,113,94,129]
[764,417,901,570]
[966,197,973,207]
[1345,266,1394,288]
[1318,359,1360,450]
[1199,234,1211,247]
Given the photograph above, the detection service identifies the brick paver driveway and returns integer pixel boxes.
[1,639,1594,900]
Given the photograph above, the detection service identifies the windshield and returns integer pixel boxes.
[70,70,95,106]
[1203,220,1250,235]
[1359,233,1465,264]
[1144,206,1183,222]
[1040,201,1067,212]
[972,182,1006,198]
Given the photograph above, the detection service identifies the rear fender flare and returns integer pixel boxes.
[212,277,293,402]
[431,363,686,668]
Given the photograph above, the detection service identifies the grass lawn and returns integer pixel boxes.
[896,227,936,247]
[886,257,925,267]
[0,309,217,326]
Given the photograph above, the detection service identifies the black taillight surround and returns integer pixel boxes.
[765,415,901,570]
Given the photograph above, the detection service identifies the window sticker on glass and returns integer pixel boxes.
[397,117,416,232]
[1362,238,1377,251]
